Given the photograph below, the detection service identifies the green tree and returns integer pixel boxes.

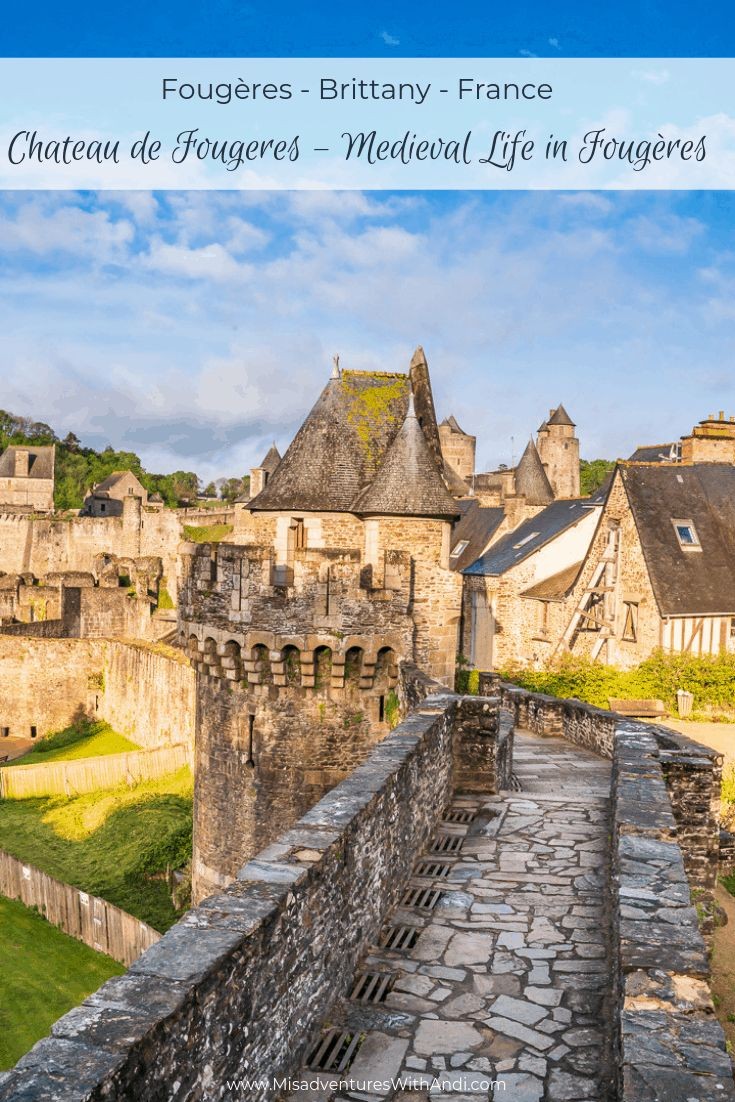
[580,459,615,497]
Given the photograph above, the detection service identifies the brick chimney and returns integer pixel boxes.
[680,413,735,463]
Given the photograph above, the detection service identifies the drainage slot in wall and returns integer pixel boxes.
[380,925,420,951]
[414,859,452,879]
[443,808,476,825]
[350,971,395,1004]
[308,1029,363,1073]
[401,885,443,910]
[430,833,463,854]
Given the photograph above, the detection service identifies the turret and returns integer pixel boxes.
[536,404,580,498]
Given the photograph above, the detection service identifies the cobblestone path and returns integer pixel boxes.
[295,732,613,1102]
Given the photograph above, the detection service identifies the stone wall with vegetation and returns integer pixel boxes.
[0,690,505,1102]
[0,636,195,749]
[479,672,734,1100]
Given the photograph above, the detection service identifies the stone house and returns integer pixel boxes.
[552,461,735,667]
[461,498,602,670]
[0,445,55,512]
[81,470,148,516]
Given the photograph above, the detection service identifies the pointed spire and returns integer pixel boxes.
[515,438,554,504]
[410,345,427,368]
[352,398,458,518]
[548,403,575,427]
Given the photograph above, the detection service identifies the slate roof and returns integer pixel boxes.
[249,370,411,512]
[92,471,143,493]
[548,404,575,427]
[521,562,583,601]
[257,444,282,474]
[352,398,459,519]
[448,499,505,572]
[515,439,554,505]
[621,463,735,616]
[249,356,466,514]
[627,443,678,463]
[440,415,469,435]
[463,499,599,576]
[0,445,55,480]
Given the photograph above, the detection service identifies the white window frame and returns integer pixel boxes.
[450,539,469,559]
[671,518,701,550]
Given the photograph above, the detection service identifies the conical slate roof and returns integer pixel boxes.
[353,397,460,519]
[440,415,466,435]
[515,439,554,505]
[258,444,282,474]
[548,404,575,427]
[249,370,410,512]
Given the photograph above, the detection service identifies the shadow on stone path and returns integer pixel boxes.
[289,732,614,1102]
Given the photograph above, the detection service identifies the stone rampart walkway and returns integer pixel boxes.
[292,732,613,1102]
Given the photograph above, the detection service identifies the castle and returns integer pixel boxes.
[1,350,734,1102]
[2,349,734,900]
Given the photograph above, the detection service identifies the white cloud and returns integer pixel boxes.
[0,199,133,259]
[380,31,400,46]
[141,239,250,282]
[1,190,734,479]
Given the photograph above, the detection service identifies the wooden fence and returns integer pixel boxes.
[0,744,190,799]
[0,850,160,965]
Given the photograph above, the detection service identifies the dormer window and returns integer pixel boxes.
[450,539,469,559]
[672,519,700,549]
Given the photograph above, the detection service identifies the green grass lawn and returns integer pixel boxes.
[183,522,233,543]
[0,768,193,931]
[0,895,123,1071]
[7,720,138,767]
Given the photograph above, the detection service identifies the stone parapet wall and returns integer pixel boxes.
[452,696,513,793]
[612,724,734,1100]
[0,690,508,1102]
[478,673,734,1099]
[0,618,66,638]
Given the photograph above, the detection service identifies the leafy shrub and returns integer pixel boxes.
[384,690,400,730]
[499,650,735,714]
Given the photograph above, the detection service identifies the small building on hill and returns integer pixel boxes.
[81,470,148,517]
[0,445,55,512]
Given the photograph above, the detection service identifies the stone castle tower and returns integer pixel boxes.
[438,416,476,483]
[536,404,580,498]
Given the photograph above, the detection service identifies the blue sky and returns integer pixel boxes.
[3,0,735,57]
[1,188,734,482]
[2,5,734,483]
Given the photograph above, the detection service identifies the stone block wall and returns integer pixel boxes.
[0,501,182,602]
[452,695,513,793]
[0,691,507,1102]
[191,671,389,902]
[611,724,734,1100]
[0,637,195,750]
